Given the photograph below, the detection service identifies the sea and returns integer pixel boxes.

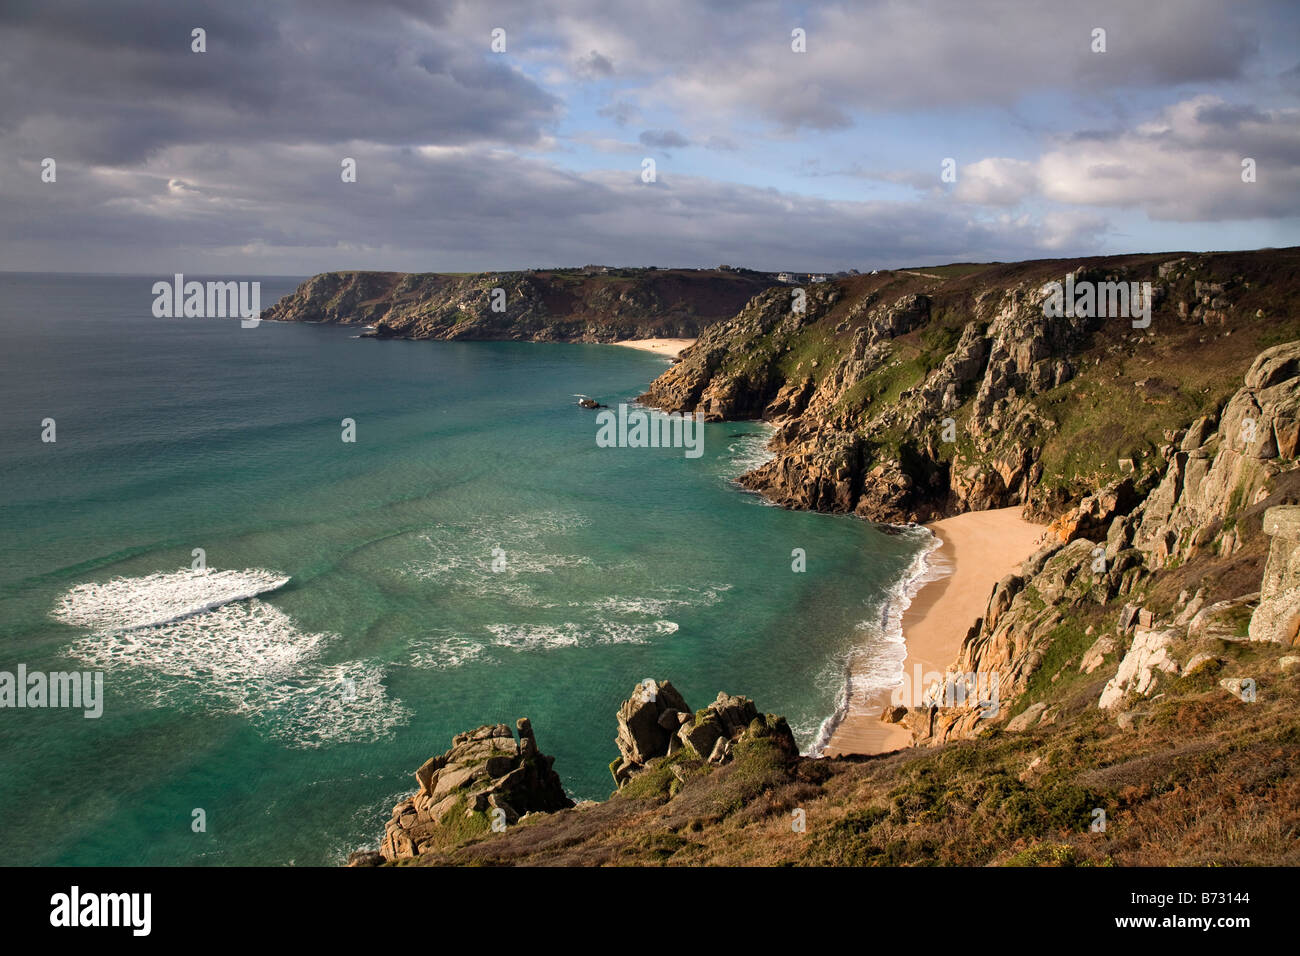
[0,272,931,865]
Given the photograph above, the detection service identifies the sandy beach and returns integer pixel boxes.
[612,338,696,359]
[823,507,1047,757]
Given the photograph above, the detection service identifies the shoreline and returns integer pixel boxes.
[611,337,695,359]
[822,507,1046,757]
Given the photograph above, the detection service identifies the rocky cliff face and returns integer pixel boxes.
[261,267,778,343]
[901,340,1300,748]
[641,249,1300,523]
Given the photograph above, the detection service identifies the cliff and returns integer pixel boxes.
[346,248,1300,866]
[640,248,1300,523]
[910,340,1300,748]
[260,267,778,342]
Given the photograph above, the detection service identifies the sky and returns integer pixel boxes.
[2,0,1299,275]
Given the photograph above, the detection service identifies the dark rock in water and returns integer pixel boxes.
[380,718,573,862]
[577,397,606,409]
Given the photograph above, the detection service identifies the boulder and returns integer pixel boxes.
[1006,702,1047,732]
[1099,627,1181,709]
[1079,634,1117,674]
[1249,506,1300,646]
[380,718,572,862]
[678,714,724,761]
[1188,594,1258,642]
[1219,678,1257,702]
[614,678,690,766]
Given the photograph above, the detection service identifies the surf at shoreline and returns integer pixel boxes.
[807,524,941,757]
[822,507,1046,757]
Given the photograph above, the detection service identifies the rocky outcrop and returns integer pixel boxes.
[263,268,777,344]
[1250,505,1300,645]
[610,679,797,786]
[374,718,572,863]
[1130,341,1300,568]
[1045,477,1143,545]
[1098,627,1181,709]
[641,251,1300,527]
[357,684,800,865]
[889,339,1300,746]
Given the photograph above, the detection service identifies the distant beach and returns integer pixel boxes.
[612,337,696,359]
[824,507,1046,756]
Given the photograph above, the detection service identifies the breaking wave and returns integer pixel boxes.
[53,567,290,631]
[806,526,944,757]
[724,430,776,478]
[57,569,408,746]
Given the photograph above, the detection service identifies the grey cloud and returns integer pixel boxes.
[1,0,1296,274]
[0,143,1106,273]
[467,0,1269,131]
[575,50,615,78]
[638,129,691,149]
[597,100,641,126]
[0,0,559,166]
[1030,96,1300,219]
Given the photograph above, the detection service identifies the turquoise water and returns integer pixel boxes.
[0,273,925,865]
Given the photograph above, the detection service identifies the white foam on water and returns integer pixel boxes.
[409,510,594,584]
[246,661,411,748]
[485,617,677,651]
[68,599,327,682]
[58,571,409,747]
[408,631,494,670]
[53,567,290,631]
[582,582,732,617]
[806,527,944,757]
[404,513,730,666]
[724,431,776,477]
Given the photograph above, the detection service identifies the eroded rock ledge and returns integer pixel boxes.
[359,718,572,865]
[351,682,797,865]
[611,680,798,786]
[639,250,1300,524]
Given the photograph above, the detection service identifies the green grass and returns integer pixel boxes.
[1002,843,1081,866]
[1033,373,1202,492]
[836,348,927,416]
[775,326,840,381]
[1007,615,1109,719]
[615,750,709,801]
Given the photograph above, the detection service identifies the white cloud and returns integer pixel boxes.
[1034,96,1300,219]
[952,158,1039,205]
